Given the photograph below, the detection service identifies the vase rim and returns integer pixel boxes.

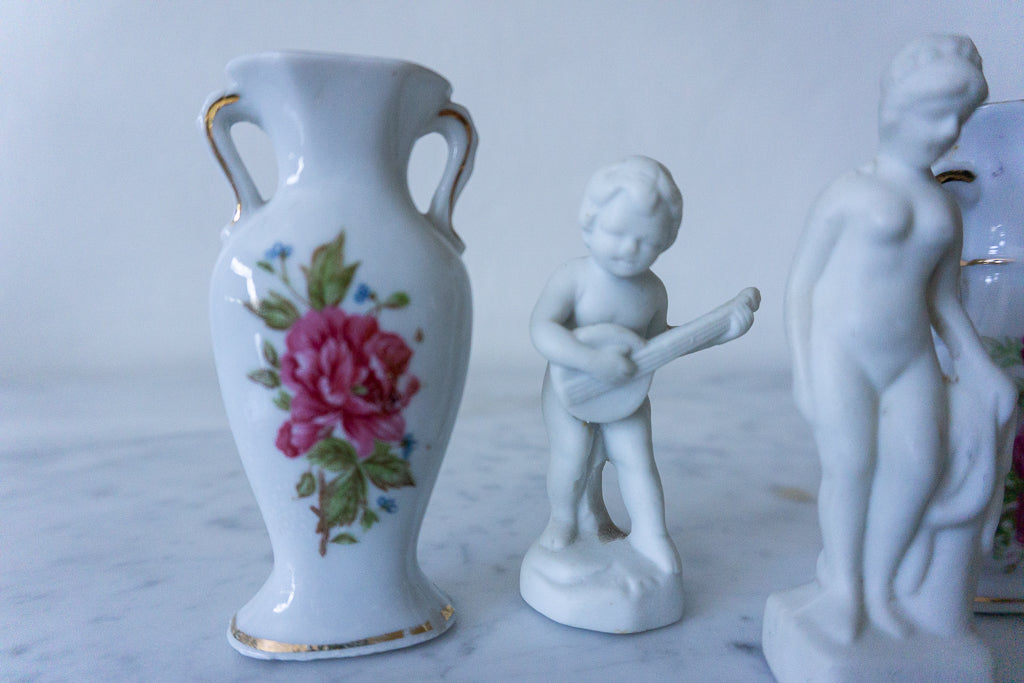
[225,50,450,86]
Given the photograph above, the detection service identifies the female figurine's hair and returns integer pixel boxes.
[579,156,683,246]
[879,35,988,124]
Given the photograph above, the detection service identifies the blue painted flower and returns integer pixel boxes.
[378,496,397,513]
[400,433,416,459]
[265,242,293,260]
[354,283,372,304]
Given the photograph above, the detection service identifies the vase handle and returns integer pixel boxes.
[201,91,265,233]
[423,102,478,254]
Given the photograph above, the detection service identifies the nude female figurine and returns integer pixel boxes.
[779,32,1016,660]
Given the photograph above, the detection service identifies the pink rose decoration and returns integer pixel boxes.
[275,307,420,458]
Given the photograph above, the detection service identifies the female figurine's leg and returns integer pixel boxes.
[602,400,681,574]
[864,353,946,638]
[539,372,597,550]
[794,343,877,644]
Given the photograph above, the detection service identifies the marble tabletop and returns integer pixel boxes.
[3,362,1021,681]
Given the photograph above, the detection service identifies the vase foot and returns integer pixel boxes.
[227,603,455,660]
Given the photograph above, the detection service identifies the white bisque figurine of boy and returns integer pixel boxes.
[763,35,1017,683]
[520,155,760,633]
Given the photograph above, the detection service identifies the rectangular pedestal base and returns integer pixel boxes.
[763,585,993,683]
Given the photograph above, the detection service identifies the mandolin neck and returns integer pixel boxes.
[632,308,733,375]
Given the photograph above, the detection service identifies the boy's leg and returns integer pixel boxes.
[602,400,680,573]
[580,438,624,540]
[539,370,597,550]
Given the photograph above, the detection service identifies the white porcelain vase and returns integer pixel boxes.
[201,52,477,659]
[936,99,1024,613]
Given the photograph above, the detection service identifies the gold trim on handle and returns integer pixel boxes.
[204,94,244,223]
[229,605,453,654]
[438,108,473,227]
[935,169,977,184]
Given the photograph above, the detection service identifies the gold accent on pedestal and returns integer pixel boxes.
[974,595,1024,605]
[230,611,448,654]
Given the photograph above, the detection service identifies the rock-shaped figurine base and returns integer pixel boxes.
[520,536,684,633]
[763,583,993,683]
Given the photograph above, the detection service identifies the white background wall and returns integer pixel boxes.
[2,1,1023,382]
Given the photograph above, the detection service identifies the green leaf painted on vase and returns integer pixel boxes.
[360,508,379,531]
[296,471,316,498]
[273,390,292,411]
[323,469,366,527]
[246,291,300,330]
[330,533,358,545]
[302,231,359,310]
[382,292,411,309]
[256,260,275,273]
[247,368,281,389]
[262,340,280,368]
[361,443,415,490]
[307,437,358,473]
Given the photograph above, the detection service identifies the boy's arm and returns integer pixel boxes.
[531,261,636,381]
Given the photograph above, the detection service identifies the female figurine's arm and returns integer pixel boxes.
[929,245,1016,412]
[530,262,636,381]
[928,245,978,359]
[785,190,844,419]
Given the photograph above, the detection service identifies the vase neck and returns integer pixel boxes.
[228,52,453,188]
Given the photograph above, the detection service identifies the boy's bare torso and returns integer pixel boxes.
[568,257,668,339]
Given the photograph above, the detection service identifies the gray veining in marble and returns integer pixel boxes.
[3,364,1020,681]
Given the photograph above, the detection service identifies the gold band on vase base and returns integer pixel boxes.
[230,605,454,654]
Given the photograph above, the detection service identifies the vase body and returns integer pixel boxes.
[202,52,477,658]
[936,99,1024,612]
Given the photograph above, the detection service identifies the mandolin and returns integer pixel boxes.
[551,287,760,423]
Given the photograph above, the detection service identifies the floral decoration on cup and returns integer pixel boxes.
[983,335,1024,561]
